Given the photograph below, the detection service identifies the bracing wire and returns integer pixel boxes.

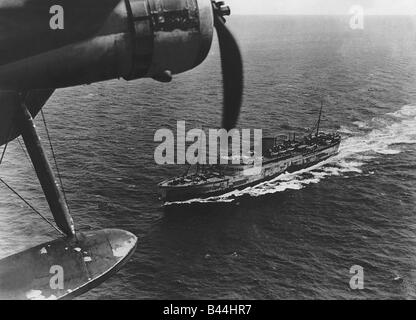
[0,143,7,165]
[1,123,14,165]
[0,148,64,236]
[0,95,67,236]
[17,137,35,171]
[0,177,64,236]
[0,130,64,236]
[40,110,71,215]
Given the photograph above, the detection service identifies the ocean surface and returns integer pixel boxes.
[2,15,416,300]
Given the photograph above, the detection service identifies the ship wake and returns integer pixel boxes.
[165,105,416,206]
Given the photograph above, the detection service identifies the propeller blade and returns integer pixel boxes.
[214,14,244,131]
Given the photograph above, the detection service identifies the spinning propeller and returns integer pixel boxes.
[212,1,244,130]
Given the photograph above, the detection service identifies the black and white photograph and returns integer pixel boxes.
[0,0,416,305]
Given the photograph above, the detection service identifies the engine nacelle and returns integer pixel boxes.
[124,0,214,82]
[0,0,214,89]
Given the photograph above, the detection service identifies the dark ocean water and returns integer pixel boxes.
[2,15,416,299]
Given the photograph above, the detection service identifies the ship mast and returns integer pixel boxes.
[316,100,324,137]
[196,125,204,174]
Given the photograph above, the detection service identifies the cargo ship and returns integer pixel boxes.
[158,106,341,203]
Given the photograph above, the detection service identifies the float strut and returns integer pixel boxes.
[16,99,75,237]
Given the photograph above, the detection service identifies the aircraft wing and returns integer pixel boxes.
[0,0,120,67]
[0,89,54,147]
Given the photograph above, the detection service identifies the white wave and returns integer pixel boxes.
[338,126,356,135]
[374,148,401,155]
[353,121,370,129]
[166,105,416,206]
[388,105,416,118]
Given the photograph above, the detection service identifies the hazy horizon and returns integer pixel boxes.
[226,0,416,16]
[230,13,416,16]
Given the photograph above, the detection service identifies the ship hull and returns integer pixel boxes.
[159,142,340,203]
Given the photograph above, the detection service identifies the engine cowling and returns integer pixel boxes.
[124,0,214,82]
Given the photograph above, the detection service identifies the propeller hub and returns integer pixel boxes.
[212,1,231,22]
